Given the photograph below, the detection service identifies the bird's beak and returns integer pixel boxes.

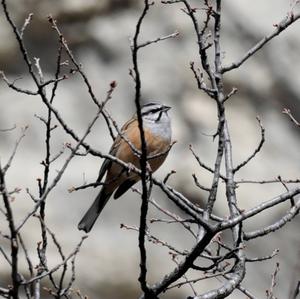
[163,105,171,112]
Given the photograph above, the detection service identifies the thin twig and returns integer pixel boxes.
[246,249,279,263]
[189,145,226,181]
[20,13,33,37]
[3,127,28,174]
[234,117,265,173]
[192,173,211,192]
[266,262,280,299]
[131,0,154,296]
[121,223,187,256]
[138,31,179,49]
[167,271,229,290]
[283,108,300,127]
[0,162,20,298]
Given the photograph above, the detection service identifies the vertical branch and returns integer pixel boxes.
[215,0,246,289]
[0,163,20,299]
[18,234,34,295]
[223,121,246,280]
[213,0,222,78]
[205,130,224,217]
[183,0,225,222]
[204,0,225,220]
[182,0,215,84]
[216,0,246,288]
[35,62,49,298]
[35,39,64,297]
[223,123,239,233]
[131,0,154,296]
[42,39,63,195]
[290,281,300,299]
[289,247,300,299]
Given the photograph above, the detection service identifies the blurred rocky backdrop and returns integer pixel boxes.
[0,0,300,298]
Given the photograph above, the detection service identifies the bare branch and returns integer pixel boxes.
[234,117,265,173]
[244,199,300,240]
[154,180,218,228]
[0,245,12,266]
[161,0,182,4]
[18,234,34,279]
[48,16,102,109]
[138,31,179,49]
[235,178,300,185]
[167,270,229,290]
[222,12,300,73]
[121,223,186,256]
[266,262,280,299]
[163,170,176,184]
[246,249,279,263]
[0,162,21,298]
[141,231,216,297]
[290,280,300,299]
[0,71,38,95]
[16,102,107,232]
[190,62,216,96]
[0,124,16,132]
[3,126,28,174]
[181,0,216,88]
[192,173,211,192]
[283,108,300,127]
[22,236,87,285]
[223,87,237,103]
[189,144,227,181]
[133,187,198,238]
[20,13,33,37]
[236,285,259,299]
[130,0,155,296]
[219,188,300,231]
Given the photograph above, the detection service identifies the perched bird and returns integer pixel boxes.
[78,102,172,232]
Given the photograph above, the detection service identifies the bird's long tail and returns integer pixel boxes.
[77,188,112,233]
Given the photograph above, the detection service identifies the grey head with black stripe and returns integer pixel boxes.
[139,101,172,140]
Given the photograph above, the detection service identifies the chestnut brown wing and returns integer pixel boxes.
[96,117,137,184]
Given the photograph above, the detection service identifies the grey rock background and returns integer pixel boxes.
[0,0,300,298]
